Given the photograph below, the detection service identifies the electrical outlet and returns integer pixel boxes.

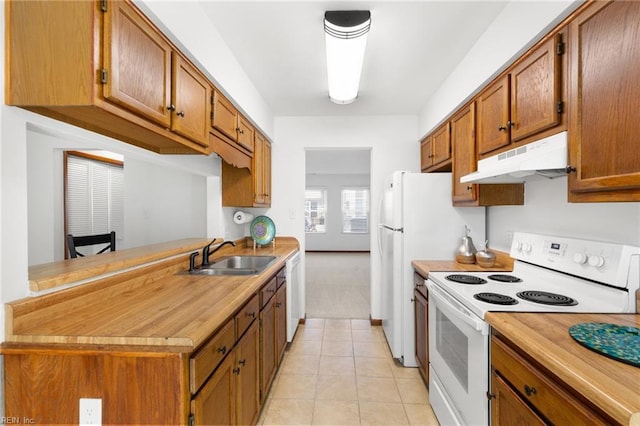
[79,398,102,426]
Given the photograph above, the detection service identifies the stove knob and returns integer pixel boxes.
[522,243,532,253]
[588,255,605,268]
[573,253,588,264]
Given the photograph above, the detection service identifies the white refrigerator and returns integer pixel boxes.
[379,171,485,367]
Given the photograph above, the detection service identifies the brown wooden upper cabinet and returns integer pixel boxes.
[6,0,210,154]
[420,123,451,172]
[212,90,255,154]
[567,0,640,202]
[253,133,272,206]
[477,34,563,158]
[222,130,272,208]
[452,102,524,207]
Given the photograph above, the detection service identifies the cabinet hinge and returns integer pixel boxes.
[188,414,194,426]
[556,41,565,56]
[100,0,107,12]
[100,69,108,84]
[557,101,564,114]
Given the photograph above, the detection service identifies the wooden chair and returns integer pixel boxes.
[67,231,116,258]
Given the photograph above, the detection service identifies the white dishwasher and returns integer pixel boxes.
[286,252,301,342]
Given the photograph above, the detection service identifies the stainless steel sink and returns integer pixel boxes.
[187,255,277,276]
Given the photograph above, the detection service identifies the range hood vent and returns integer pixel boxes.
[460,131,568,184]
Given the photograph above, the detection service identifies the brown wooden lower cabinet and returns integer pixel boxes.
[260,277,287,402]
[413,271,428,384]
[490,335,612,425]
[3,268,289,426]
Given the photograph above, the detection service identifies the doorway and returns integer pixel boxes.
[304,148,372,319]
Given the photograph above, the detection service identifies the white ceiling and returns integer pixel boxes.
[199,1,509,117]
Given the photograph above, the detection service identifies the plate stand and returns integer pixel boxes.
[253,238,276,250]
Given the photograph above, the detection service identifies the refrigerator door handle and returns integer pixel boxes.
[380,224,403,232]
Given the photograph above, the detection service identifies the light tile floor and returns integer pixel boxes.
[258,319,440,425]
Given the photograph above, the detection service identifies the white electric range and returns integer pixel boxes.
[426,232,640,426]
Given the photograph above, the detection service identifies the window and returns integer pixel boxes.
[305,188,327,233]
[65,151,124,255]
[342,188,369,233]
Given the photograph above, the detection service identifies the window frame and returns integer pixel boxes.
[341,187,370,234]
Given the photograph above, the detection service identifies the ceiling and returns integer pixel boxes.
[199,1,509,117]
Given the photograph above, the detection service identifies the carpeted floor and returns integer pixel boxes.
[305,252,370,319]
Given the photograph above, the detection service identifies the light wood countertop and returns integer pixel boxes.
[5,237,300,353]
[412,250,514,277]
[28,238,213,292]
[486,312,640,426]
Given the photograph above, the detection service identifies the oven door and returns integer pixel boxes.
[428,280,489,426]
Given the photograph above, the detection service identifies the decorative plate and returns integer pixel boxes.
[250,215,276,246]
[568,322,640,368]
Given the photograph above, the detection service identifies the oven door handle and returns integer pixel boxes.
[428,281,489,335]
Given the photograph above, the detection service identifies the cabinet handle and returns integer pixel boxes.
[410,297,415,302]
[239,359,246,366]
[177,111,185,117]
[507,120,515,128]
[467,185,473,191]
[498,125,507,131]
[524,384,537,396]
[486,391,496,400]
[428,154,434,158]
[565,165,577,173]
[267,289,275,293]
[275,302,281,308]
[233,367,240,375]
[236,127,244,135]
[217,345,227,355]
[247,311,256,318]
[167,105,176,111]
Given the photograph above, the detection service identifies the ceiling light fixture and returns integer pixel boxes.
[324,10,371,105]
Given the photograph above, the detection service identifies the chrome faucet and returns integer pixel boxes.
[201,238,218,266]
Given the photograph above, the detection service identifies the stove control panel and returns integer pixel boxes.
[510,232,640,289]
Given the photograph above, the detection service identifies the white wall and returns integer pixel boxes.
[488,176,640,251]
[271,115,418,321]
[305,173,371,252]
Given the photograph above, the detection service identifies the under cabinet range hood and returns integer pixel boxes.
[460,131,568,184]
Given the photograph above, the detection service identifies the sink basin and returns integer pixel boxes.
[187,255,277,276]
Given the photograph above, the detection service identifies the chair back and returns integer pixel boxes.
[67,231,116,258]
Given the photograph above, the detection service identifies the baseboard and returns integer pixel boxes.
[369,316,382,326]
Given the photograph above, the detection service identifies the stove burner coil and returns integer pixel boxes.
[445,274,487,285]
[474,292,519,305]
[488,274,522,283]
[517,290,578,306]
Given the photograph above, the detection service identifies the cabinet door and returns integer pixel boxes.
[253,133,266,205]
[263,141,272,206]
[568,1,640,201]
[171,54,211,147]
[431,122,451,167]
[510,34,561,142]
[103,0,172,127]
[237,115,255,153]
[491,371,545,426]
[260,295,277,400]
[477,77,510,156]
[191,354,236,426]
[236,321,260,426]
[414,289,428,383]
[420,137,433,171]
[275,284,287,363]
[212,90,239,141]
[452,103,478,204]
